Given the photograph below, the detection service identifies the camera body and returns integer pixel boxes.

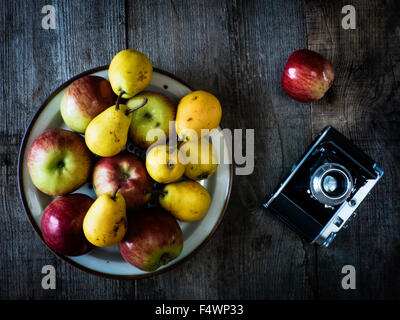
[263,126,383,247]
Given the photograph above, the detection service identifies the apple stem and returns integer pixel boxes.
[167,161,174,169]
[112,184,121,201]
[115,91,124,111]
[126,97,148,115]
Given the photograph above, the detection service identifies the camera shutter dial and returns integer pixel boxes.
[310,163,353,206]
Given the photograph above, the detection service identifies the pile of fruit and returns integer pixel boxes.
[27,49,222,272]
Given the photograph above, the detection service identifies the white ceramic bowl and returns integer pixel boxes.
[18,66,233,279]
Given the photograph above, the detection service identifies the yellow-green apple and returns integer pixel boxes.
[118,207,183,271]
[281,49,334,103]
[127,91,176,149]
[27,129,92,196]
[41,194,94,256]
[145,145,185,184]
[60,75,116,133]
[92,151,152,211]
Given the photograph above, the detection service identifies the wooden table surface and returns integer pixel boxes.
[1,0,399,300]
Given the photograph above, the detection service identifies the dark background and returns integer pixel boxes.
[1,0,399,299]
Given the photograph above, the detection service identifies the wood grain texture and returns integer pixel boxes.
[0,0,128,299]
[126,0,316,299]
[0,0,399,299]
[305,0,400,299]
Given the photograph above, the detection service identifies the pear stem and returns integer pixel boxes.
[177,139,185,149]
[111,184,121,201]
[126,97,148,115]
[115,91,124,111]
[168,138,186,154]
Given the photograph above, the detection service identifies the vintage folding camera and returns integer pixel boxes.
[263,126,383,247]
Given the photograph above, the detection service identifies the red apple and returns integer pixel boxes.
[281,49,334,103]
[60,75,116,133]
[41,194,94,256]
[118,208,183,271]
[92,151,152,211]
[27,129,92,196]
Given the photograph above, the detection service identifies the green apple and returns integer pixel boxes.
[27,129,92,196]
[127,91,176,149]
[60,76,115,133]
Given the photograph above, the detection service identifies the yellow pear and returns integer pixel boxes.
[180,138,218,180]
[83,187,127,247]
[145,145,185,184]
[159,180,211,222]
[108,49,153,99]
[85,98,147,157]
[175,90,222,141]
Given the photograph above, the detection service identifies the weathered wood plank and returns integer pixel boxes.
[222,0,317,300]
[126,0,316,299]
[0,0,127,299]
[126,0,231,299]
[0,0,49,300]
[0,0,399,300]
[305,0,400,299]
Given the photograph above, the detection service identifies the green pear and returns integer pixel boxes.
[108,49,153,99]
[159,180,211,222]
[180,138,218,180]
[83,186,127,247]
[85,97,147,157]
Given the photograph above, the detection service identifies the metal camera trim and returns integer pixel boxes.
[313,163,383,247]
[310,162,353,206]
[263,126,384,248]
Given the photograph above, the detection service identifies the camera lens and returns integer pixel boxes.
[322,171,348,198]
[310,163,353,206]
[322,175,338,193]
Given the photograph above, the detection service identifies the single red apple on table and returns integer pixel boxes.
[118,208,183,271]
[27,129,92,196]
[92,151,152,211]
[281,49,334,103]
[41,194,94,256]
[60,75,116,133]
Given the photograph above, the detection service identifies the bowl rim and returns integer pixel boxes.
[17,65,233,279]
